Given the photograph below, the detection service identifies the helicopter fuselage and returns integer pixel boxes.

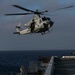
[5,4,74,35]
[14,14,54,35]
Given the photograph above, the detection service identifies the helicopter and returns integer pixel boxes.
[5,5,74,35]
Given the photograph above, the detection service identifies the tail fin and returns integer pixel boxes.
[16,23,21,32]
[13,23,21,34]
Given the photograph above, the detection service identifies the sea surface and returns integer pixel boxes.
[0,50,75,74]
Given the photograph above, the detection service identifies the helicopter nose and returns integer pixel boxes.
[50,21,54,27]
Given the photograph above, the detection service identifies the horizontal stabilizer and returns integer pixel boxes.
[13,32,20,34]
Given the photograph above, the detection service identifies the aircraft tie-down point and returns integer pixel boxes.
[5,5,74,35]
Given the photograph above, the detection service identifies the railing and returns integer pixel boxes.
[44,56,54,75]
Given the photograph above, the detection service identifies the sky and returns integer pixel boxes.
[0,0,75,51]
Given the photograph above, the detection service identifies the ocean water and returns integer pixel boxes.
[0,50,75,74]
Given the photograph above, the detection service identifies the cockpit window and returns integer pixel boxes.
[47,18,50,20]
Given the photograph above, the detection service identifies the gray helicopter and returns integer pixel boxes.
[5,5,74,35]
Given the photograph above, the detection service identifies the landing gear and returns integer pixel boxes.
[41,32,45,35]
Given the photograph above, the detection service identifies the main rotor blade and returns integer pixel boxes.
[5,13,33,16]
[40,10,48,13]
[12,5,35,13]
[57,5,74,10]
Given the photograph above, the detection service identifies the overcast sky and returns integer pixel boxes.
[0,0,75,51]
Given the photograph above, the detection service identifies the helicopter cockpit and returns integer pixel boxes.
[42,17,50,21]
